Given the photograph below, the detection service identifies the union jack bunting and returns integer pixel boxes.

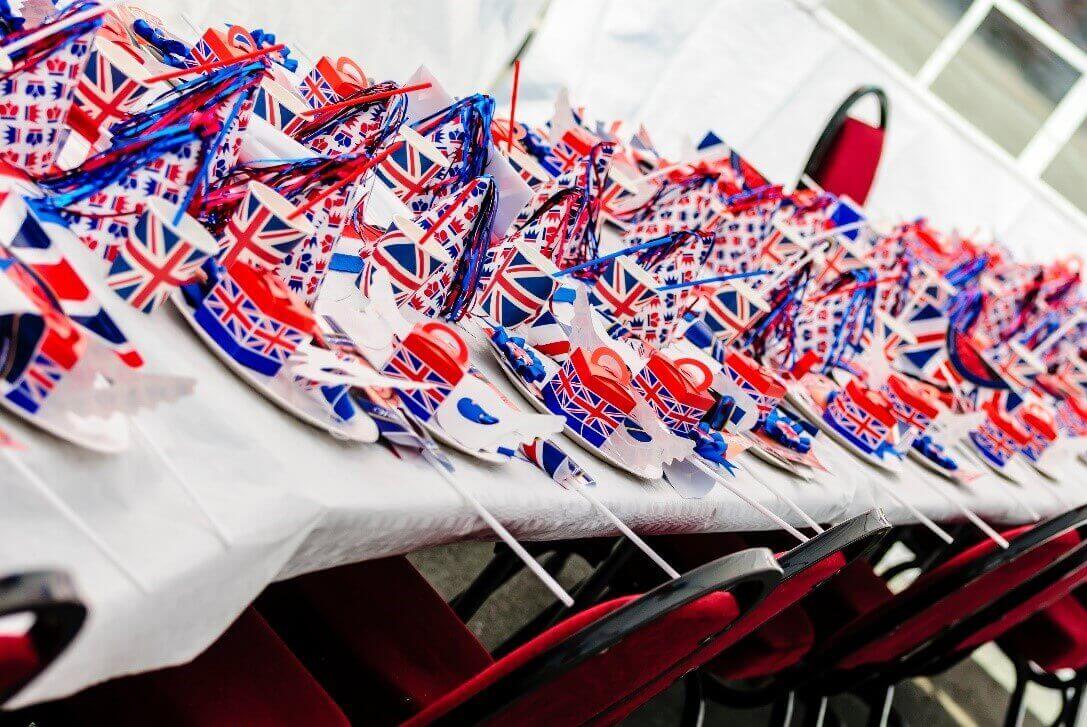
[362,226,450,304]
[589,257,658,323]
[475,242,558,328]
[380,326,467,421]
[193,266,311,377]
[542,349,632,447]
[0,23,95,175]
[218,184,309,272]
[632,355,713,436]
[823,381,897,455]
[70,40,151,145]
[892,282,950,379]
[106,204,214,313]
[12,197,143,367]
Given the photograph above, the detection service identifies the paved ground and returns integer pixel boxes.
[409,541,1047,726]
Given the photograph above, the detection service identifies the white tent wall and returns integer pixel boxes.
[513,0,1087,260]
[144,0,1087,259]
[145,0,545,97]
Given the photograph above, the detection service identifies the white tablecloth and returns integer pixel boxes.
[4,291,1083,707]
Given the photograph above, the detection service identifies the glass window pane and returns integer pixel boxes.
[1043,121,1087,212]
[1019,1,1087,56]
[826,0,972,74]
[931,8,1080,156]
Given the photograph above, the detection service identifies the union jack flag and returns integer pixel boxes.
[589,257,658,322]
[520,309,572,362]
[194,270,308,376]
[542,350,628,447]
[219,185,307,272]
[106,205,213,313]
[969,416,1025,467]
[13,198,144,367]
[701,285,761,348]
[70,43,150,143]
[632,362,708,436]
[380,331,464,421]
[252,85,303,135]
[362,228,450,304]
[823,382,895,454]
[475,243,557,328]
[1015,406,1057,462]
[882,375,938,432]
[298,67,340,109]
[722,352,785,420]
[63,139,201,262]
[4,350,66,415]
[373,136,446,211]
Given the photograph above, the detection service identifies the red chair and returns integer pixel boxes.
[0,571,85,706]
[800,86,889,205]
[258,548,783,725]
[53,608,350,726]
[997,589,1087,726]
[791,504,1087,724]
[615,511,893,724]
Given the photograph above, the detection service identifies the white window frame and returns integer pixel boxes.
[801,0,1087,230]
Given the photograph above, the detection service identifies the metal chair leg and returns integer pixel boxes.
[769,691,796,727]
[1005,661,1030,727]
[680,671,706,727]
[449,544,525,621]
[865,685,895,727]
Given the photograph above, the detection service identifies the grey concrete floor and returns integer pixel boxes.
[409,541,1047,727]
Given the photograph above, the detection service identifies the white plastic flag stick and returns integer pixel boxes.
[740,461,824,533]
[3,449,148,592]
[868,477,954,544]
[1001,481,1042,522]
[570,481,680,579]
[425,450,575,607]
[130,418,231,547]
[689,457,808,542]
[919,476,1009,549]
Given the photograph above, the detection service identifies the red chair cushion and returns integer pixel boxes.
[0,634,39,697]
[998,595,1087,672]
[704,551,847,680]
[955,545,1087,655]
[826,527,1080,670]
[406,591,741,726]
[263,557,492,717]
[65,609,348,726]
[811,117,884,204]
[708,605,814,680]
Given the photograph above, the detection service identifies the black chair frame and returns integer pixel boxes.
[0,571,86,705]
[428,547,783,725]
